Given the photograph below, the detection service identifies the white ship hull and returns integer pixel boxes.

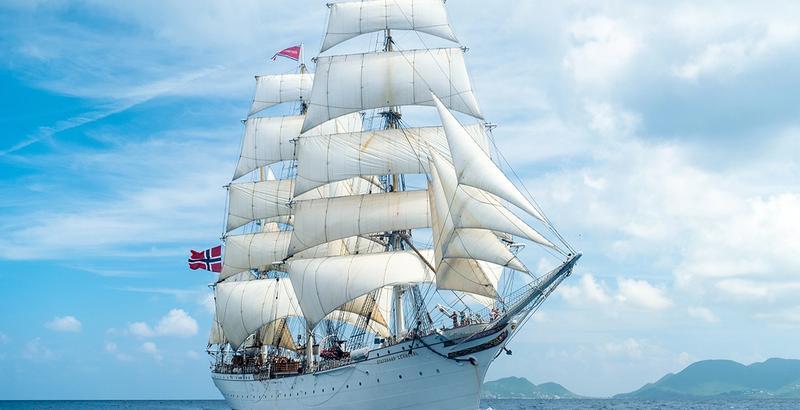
[213,323,512,410]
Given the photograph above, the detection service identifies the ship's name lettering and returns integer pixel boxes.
[376,351,416,365]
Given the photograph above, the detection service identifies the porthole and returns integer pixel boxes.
[436,369,440,373]
[346,385,349,388]
[398,374,403,379]
[419,371,423,376]
[359,382,362,386]
[377,378,380,383]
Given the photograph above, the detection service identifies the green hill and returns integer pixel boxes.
[615,358,800,399]
[481,376,583,399]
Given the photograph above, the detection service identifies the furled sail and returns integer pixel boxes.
[302,48,483,132]
[287,190,431,255]
[286,250,435,327]
[220,231,292,280]
[321,0,458,52]
[293,124,488,195]
[214,278,301,348]
[234,113,363,180]
[431,93,545,222]
[226,179,294,232]
[249,73,314,116]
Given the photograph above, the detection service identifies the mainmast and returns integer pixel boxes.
[380,28,410,341]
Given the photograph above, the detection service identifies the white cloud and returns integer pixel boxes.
[677,351,694,368]
[601,338,644,359]
[616,278,673,311]
[754,306,800,324]
[671,16,800,80]
[560,274,671,311]
[0,332,9,344]
[0,130,234,260]
[22,338,55,361]
[140,342,162,361]
[104,342,118,353]
[128,322,156,338]
[200,293,215,315]
[532,102,800,307]
[560,274,612,305]
[687,306,719,323]
[154,309,198,337]
[563,16,640,85]
[128,309,198,338]
[44,316,82,332]
[104,341,133,362]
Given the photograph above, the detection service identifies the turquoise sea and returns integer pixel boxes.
[2,400,800,409]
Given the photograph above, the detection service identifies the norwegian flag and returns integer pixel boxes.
[188,245,222,273]
[271,45,302,62]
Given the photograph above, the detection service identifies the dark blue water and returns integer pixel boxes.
[1,400,799,409]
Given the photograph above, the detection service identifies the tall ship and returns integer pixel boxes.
[203,1,580,409]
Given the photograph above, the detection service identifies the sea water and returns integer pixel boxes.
[1,399,799,409]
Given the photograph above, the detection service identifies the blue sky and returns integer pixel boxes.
[1,0,799,400]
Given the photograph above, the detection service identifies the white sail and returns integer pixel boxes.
[214,278,301,348]
[221,271,256,282]
[328,311,391,338]
[338,292,389,328]
[458,276,501,309]
[249,73,314,116]
[431,93,545,222]
[254,318,297,351]
[437,258,503,299]
[431,152,554,248]
[226,179,294,232]
[209,316,225,345]
[302,48,483,132]
[428,162,526,272]
[220,231,292,280]
[428,171,516,298]
[288,190,431,255]
[441,229,526,272]
[293,124,488,195]
[234,113,363,180]
[287,250,435,327]
[321,0,458,52]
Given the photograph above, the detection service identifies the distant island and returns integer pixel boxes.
[615,358,800,399]
[481,376,583,399]
[484,358,800,400]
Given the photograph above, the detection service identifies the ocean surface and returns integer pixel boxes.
[2,400,800,409]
